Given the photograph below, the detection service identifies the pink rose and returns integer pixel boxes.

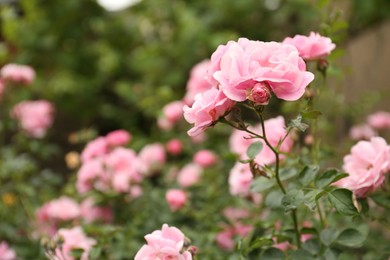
[230,116,293,165]
[177,163,203,188]
[246,82,271,105]
[80,137,108,163]
[223,207,250,222]
[12,100,54,138]
[166,139,183,156]
[45,196,81,221]
[207,38,314,102]
[166,189,187,211]
[76,157,106,193]
[282,32,336,60]
[0,241,16,260]
[80,198,113,224]
[184,60,215,105]
[367,111,390,130]
[183,88,235,136]
[334,137,390,197]
[216,229,235,251]
[193,150,218,168]
[105,129,131,147]
[0,64,35,85]
[55,227,96,260]
[163,101,185,123]
[228,162,253,196]
[137,143,166,176]
[349,124,376,140]
[135,224,192,260]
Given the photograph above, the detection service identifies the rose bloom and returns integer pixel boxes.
[0,63,35,85]
[183,88,235,136]
[206,38,314,102]
[229,116,293,165]
[177,163,203,188]
[367,111,390,130]
[105,129,131,147]
[0,241,17,260]
[166,189,187,211]
[163,100,185,123]
[134,224,192,260]
[80,137,108,163]
[12,100,54,138]
[76,157,106,193]
[137,143,166,176]
[45,196,81,222]
[193,149,218,168]
[349,124,376,140]
[80,198,113,224]
[228,162,253,197]
[282,32,336,60]
[54,227,96,260]
[166,139,183,156]
[183,60,215,105]
[334,137,390,197]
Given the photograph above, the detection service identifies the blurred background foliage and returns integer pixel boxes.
[0,0,390,258]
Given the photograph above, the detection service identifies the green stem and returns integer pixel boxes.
[291,210,301,248]
[316,200,326,228]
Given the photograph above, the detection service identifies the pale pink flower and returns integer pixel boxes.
[183,88,235,136]
[228,162,253,196]
[105,129,131,147]
[46,196,81,222]
[207,38,314,102]
[80,137,108,163]
[76,157,106,193]
[135,224,192,260]
[12,100,54,138]
[0,63,35,85]
[157,116,173,131]
[54,227,96,260]
[137,143,166,176]
[223,207,250,222]
[184,60,215,105]
[163,101,185,123]
[193,150,218,168]
[349,124,376,140]
[80,198,113,224]
[246,82,272,105]
[334,137,390,197]
[282,32,336,60]
[166,139,183,156]
[177,163,203,188]
[216,229,235,251]
[0,241,16,260]
[367,111,390,130]
[129,185,143,198]
[166,189,187,211]
[229,116,293,165]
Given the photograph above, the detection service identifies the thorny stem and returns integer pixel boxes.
[255,108,301,248]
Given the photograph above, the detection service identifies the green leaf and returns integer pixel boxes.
[304,189,326,210]
[328,189,359,216]
[320,228,339,246]
[315,169,348,188]
[280,168,298,181]
[70,248,84,258]
[301,110,322,120]
[261,247,285,260]
[370,194,390,209]
[298,165,320,186]
[265,190,284,209]
[323,248,338,260]
[246,141,263,160]
[289,249,315,260]
[282,190,304,212]
[301,239,320,255]
[336,228,366,247]
[250,177,275,192]
[288,114,309,132]
[249,238,274,251]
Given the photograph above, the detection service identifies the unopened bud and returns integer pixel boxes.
[247,82,271,105]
